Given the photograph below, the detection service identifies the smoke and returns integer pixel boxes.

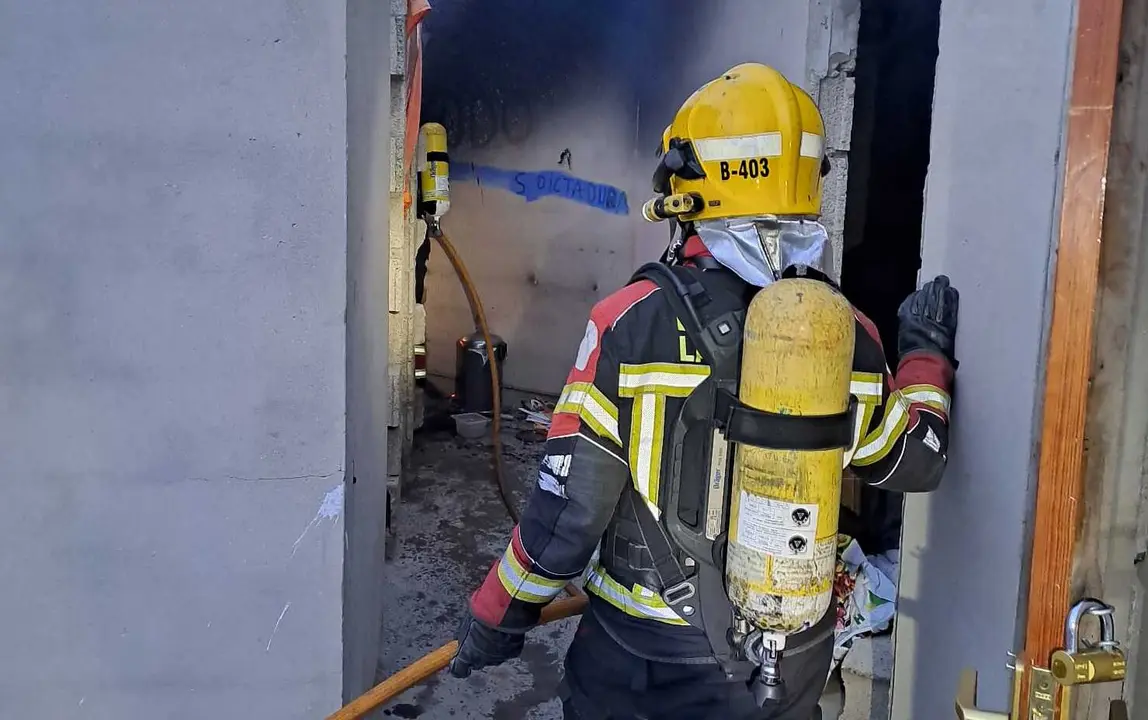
[420,0,708,152]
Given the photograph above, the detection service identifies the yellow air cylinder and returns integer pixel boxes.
[418,122,450,221]
[725,278,854,636]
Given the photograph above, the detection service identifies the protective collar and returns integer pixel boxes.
[694,217,835,288]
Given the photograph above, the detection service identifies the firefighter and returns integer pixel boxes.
[448,63,959,719]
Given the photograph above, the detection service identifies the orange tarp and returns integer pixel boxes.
[403,0,431,211]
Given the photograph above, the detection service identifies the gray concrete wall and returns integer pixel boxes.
[419,0,855,396]
[0,1,349,717]
[891,0,1076,717]
[346,0,395,702]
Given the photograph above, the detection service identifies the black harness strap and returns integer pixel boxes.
[716,389,858,451]
[627,490,695,607]
[623,262,857,657]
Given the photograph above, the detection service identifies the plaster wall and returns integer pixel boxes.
[0,0,351,716]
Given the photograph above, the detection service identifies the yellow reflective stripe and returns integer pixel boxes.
[583,563,689,626]
[849,371,884,402]
[629,391,667,517]
[618,362,711,398]
[555,381,621,445]
[852,390,911,466]
[617,364,707,516]
[675,319,702,362]
[679,336,702,363]
[842,372,882,467]
[495,544,566,604]
[901,383,951,415]
[843,399,877,468]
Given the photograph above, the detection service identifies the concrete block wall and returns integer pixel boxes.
[387,0,419,494]
[808,0,861,279]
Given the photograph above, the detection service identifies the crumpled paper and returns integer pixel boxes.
[832,535,899,666]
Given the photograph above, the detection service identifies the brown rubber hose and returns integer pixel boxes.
[431,224,582,599]
[324,587,588,720]
[429,224,517,523]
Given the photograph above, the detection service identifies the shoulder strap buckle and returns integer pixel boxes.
[662,580,697,607]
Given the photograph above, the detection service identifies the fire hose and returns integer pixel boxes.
[324,224,586,720]
[326,596,586,720]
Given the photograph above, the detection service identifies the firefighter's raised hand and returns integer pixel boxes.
[448,609,525,678]
[897,274,960,368]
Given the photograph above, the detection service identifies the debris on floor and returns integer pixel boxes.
[378,417,574,720]
[832,536,898,671]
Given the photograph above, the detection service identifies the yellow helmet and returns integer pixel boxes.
[647,63,828,223]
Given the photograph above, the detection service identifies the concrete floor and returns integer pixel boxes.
[378,419,576,720]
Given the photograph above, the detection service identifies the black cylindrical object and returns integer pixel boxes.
[455,332,508,413]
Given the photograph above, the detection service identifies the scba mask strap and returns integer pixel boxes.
[651,137,706,195]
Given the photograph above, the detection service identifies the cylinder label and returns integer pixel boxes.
[705,430,730,540]
[770,538,837,592]
[734,492,818,560]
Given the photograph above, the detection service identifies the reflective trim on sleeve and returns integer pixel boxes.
[849,371,885,402]
[851,389,910,466]
[583,562,689,626]
[495,542,568,605]
[843,399,877,468]
[901,383,952,415]
[554,381,622,446]
[618,362,711,398]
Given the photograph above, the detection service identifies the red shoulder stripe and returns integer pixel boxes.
[563,280,658,389]
[591,280,659,331]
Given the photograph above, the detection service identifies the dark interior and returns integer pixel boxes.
[841,0,943,553]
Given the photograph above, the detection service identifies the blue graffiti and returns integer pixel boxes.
[453,162,630,216]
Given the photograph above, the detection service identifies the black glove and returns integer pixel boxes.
[447,610,525,679]
[897,274,960,368]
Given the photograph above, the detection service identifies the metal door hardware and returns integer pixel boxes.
[955,667,1014,720]
[955,659,1058,720]
[954,598,1127,719]
[1050,599,1126,687]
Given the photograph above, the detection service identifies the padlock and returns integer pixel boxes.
[1050,599,1126,687]
[1051,646,1126,686]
